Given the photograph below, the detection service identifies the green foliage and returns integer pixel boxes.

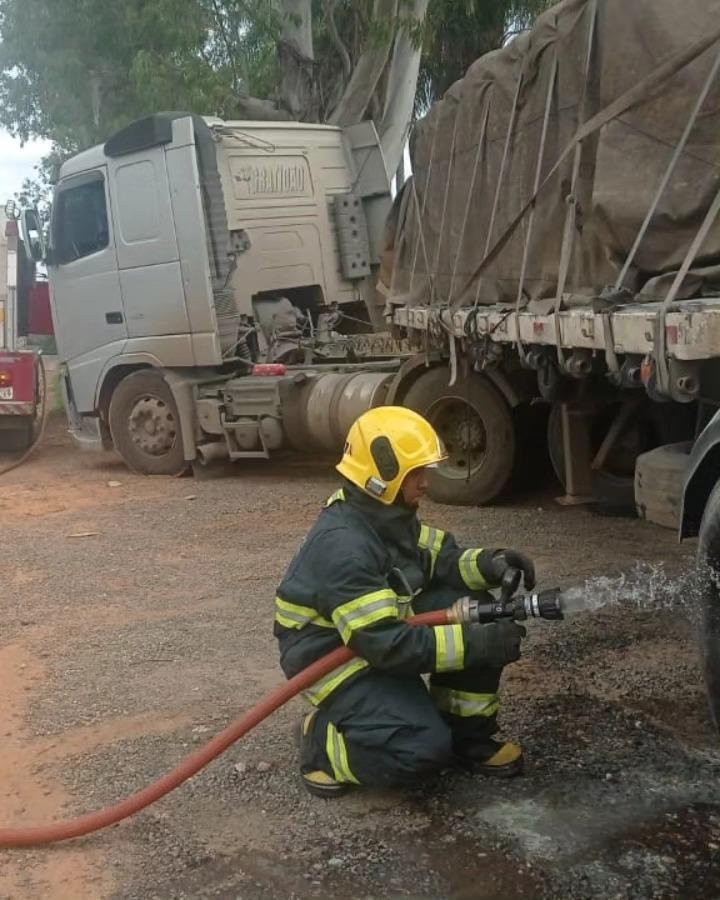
[0,0,280,151]
[417,0,554,112]
[199,0,280,101]
[15,148,67,220]
[1,0,554,208]
[0,0,282,204]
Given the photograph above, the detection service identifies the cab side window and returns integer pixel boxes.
[53,173,109,265]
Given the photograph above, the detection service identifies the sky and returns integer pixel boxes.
[0,128,52,205]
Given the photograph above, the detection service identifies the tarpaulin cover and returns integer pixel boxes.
[390,0,720,313]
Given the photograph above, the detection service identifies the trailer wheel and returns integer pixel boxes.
[108,371,188,476]
[402,367,515,506]
[698,480,720,735]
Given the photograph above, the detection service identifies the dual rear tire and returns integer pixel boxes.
[402,367,516,506]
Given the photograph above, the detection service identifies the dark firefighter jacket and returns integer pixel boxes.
[274,480,498,706]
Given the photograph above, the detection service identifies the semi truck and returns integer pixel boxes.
[16,0,720,525]
[21,113,406,474]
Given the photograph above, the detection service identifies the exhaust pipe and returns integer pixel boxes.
[196,441,229,465]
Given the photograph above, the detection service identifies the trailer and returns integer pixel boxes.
[18,0,720,515]
[359,0,720,520]
[386,298,716,513]
[369,0,720,730]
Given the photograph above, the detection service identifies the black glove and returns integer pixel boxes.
[463,620,527,669]
[480,548,536,590]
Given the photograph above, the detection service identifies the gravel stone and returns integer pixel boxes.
[2,415,719,900]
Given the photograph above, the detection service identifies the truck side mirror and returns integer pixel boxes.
[20,208,46,263]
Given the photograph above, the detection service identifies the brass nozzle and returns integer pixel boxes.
[447,596,473,625]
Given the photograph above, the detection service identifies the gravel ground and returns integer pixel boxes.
[1,414,719,900]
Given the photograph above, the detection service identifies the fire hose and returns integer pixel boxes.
[0,576,563,848]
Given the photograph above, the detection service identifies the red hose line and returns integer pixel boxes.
[0,610,449,847]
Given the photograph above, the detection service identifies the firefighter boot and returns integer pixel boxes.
[457,737,524,777]
[298,711,351,798]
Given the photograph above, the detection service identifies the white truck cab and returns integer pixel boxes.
[38,112,392,459]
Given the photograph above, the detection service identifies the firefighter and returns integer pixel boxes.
[274,406,535,796]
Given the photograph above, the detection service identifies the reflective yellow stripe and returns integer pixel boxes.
[433,624,465,672]
[418,524,445,576]
[275,597,315,630]
[275,597,334,630]
[325,722,360,784]
[430,686,499,718]
[331,589,398,643]
[325,488,346,507]
[275,610,306,630]
[458,549,488,590]
[304,658,369,705]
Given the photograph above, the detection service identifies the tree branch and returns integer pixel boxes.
[273,0,317,120]
[370,90,382,123]
[501,28,527,45]
[328,0,399,127]
[379,0,429,177]
[273,0,314,58]
[323,0,352,81]
[210,0,241,92]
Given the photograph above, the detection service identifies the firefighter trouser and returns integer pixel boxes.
[305,585,503,788]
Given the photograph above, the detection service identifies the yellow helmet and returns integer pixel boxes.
[336,406,447,505]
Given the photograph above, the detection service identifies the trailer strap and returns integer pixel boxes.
[455,22,720,306]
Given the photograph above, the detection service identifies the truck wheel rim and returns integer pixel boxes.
[128,395,177,457]
[427,397,487,479]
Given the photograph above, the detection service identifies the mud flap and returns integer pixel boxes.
[163,371,198,462]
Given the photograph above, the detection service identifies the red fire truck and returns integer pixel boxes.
[1,202,42,451]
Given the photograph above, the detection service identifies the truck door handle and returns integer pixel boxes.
[105,311,124,324]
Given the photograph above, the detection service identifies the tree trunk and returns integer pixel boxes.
[379,0,429,179]
[275,0,317,120]
[89,72,102,131]
[328,0,399,127]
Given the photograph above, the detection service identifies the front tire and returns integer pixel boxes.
[698,480,720,734]
[402,367,515,506]
[108,370,188,476]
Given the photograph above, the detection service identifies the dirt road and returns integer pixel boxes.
[1,415,719,899]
